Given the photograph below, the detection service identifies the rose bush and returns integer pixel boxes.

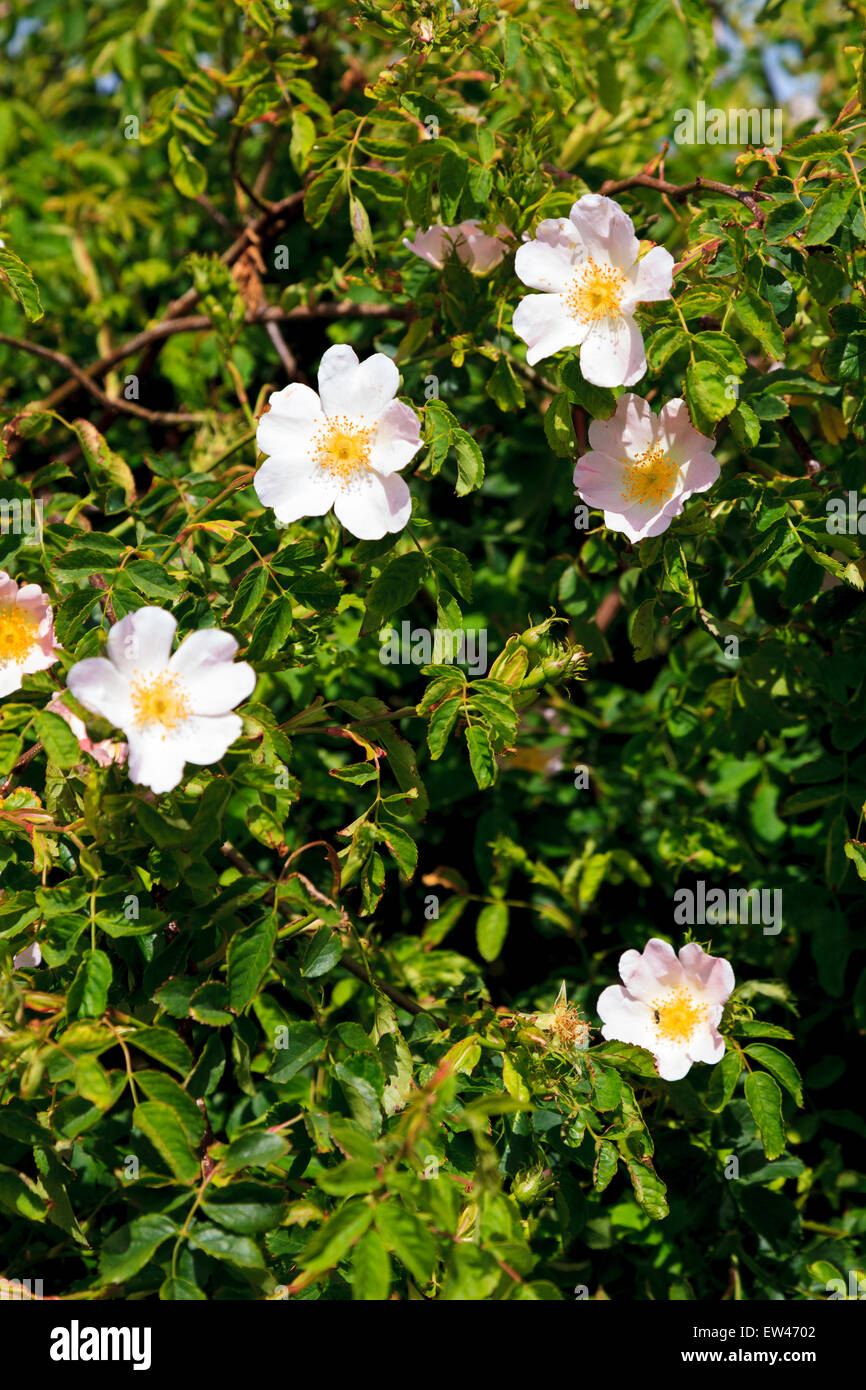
[0,0,864,1303]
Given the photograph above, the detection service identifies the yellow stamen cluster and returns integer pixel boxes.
[312,415,374,483]
[566,258,626,324]
[620,442,679,508]
[130,672,191,736]
[651,988,707,1045]
[0,602,38,666]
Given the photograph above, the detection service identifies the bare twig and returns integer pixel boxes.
[0,333,206,425]
[598,172,768,222]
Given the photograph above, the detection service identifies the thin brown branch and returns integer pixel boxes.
[31,302,408,416]
[544,165,768,221]
[781,417,824,482]
[598,172,768,221]
[0,333,206,425]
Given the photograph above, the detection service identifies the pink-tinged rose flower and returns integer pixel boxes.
[573,392,719,542]
[67,607,256,795]
[13,941,41,969]
[597,938,735,1081]
[254,344,422,541]
[0,572,59,697]
[512,193,674,383]
[46,695,128,769]
[403,220,511,274]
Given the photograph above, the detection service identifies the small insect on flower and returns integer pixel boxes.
[596,938,735,1081]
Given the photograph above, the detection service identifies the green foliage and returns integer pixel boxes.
[0,0,863,1305]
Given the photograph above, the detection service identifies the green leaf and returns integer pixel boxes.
[134,1100,200,1183]
[375,822,417,881]
[626,1159,669,1219]
[201,1182,286,1235]
[803,181,856,245]
[298,1198,373,1275]
[74,1055,113,1109]
[744,1070,786,1159]
[70,420,136,503]
[763,198,807,243]
[743,1044,803,1106]
[593,1141,618,1192]
[732,289,784,358]
[67,949,112,1020]
[228,915,277,1011]
[783,131,846,158]
[247,595,294,660]
[349,196,374,257]
[734,1021,794,1040]
[705,1047,742,1111]
[646,325,687,369]
[628,597,656,662]
[351,1228,392,1300]
[844,840,866,880]
[362,552,428,634]
[427,693,462,758]
[99,1214,178,1285]
[0,1168,47,1221]
[375,1200,437,1286]
[168,134,207,197]
[543,393,576,457]
[34,710,82,769]
[305,168,347,228]
[301,926,343,978]
[476,901,508,962]
[187,1223,264,1267]
[589,1062,622,1110]
[589,1041,659,1077]
[222,1130,288,1175]
[465,724,496,788]
[131,1027,193,1076]
[268,1021,325,1083]
[160,1276,206,1301]
[0,247,43,321]
[137,1071,205,1146]
[454,430,485,496]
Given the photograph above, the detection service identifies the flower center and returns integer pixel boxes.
[0,602,38,665]
[129,672,191,734]
[312,415,374,483]
[620,443,679,508]
[651,988,707,1045]
[566,258,626,323]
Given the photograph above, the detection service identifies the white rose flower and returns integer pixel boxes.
[0,571,60,698]
[254,344,423,541]
[67,607,256,795]
[403,220,511,274]
[513,193,674,385]
[574,392,719,542]
[597,938,735,1081]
